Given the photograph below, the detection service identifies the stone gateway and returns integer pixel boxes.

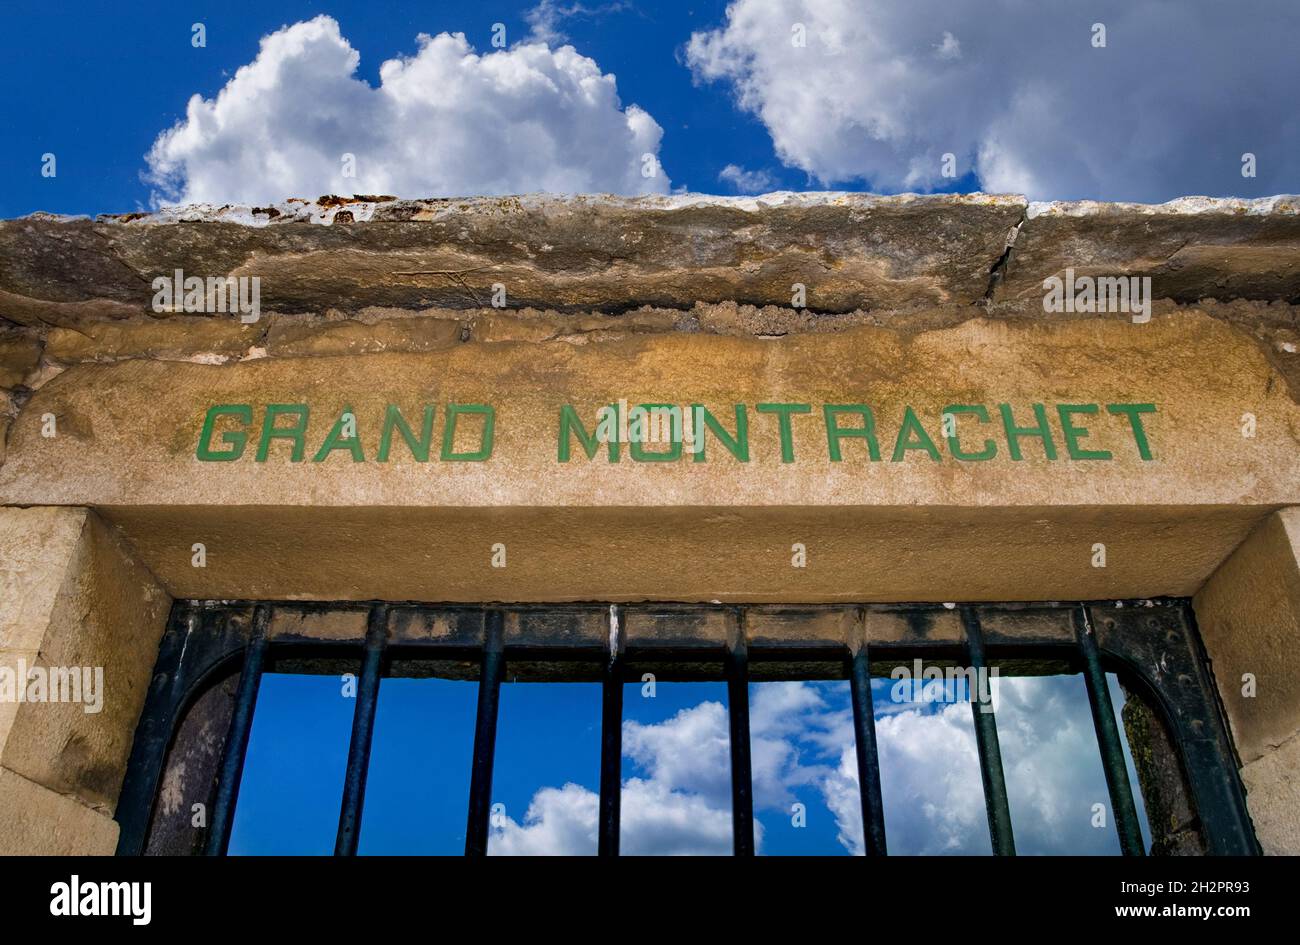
[0,193,1298,857]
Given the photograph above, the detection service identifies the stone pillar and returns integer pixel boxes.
[0,507,171,854]
[1193,507,1300,854]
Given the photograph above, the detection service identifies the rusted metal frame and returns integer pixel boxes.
[1091,600,1259,856]
[115,604,254,855]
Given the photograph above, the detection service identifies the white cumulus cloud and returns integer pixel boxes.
[718,163,778,194]
[488,677,1143,855]
[489,782,600,856]
[687,0,1300,200]
[489,700,737,856]
[146,15,669,205]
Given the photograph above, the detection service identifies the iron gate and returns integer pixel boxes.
[115,599,1258,856]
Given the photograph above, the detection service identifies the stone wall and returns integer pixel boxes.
[0,507,170,853]
[2,195,1297,489]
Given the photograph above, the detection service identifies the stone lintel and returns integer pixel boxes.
[98,503,1269,604]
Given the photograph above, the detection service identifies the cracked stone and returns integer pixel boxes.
[0,193,1025,320]
[997,196,1300,304]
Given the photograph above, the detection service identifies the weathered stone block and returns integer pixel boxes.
[0,766,118,855]
[45,317,259,363]
[266,315,462,356]
[998,196,1300,304]
[0,333,41,388]
[0,507,88,652]
[1194,509,1300,764]
[0,507,170,813]
[1240,733,1300,854]
[0,194,1026,319]
[469,307,683,343]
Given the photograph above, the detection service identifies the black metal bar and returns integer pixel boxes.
[465,610,505,856]
[203,604,271,856]
[961,605,1016,855]
[725,609,754,856]
[1073,605,1145,855]
[114,606,198,855]
[849,644,888,855]
[598,605,624,856]
[334,604,388,856]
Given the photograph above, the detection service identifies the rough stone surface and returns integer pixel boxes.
[1121,680,1205,855]
[469,306,685,343]
[999,196,1300,303]
[0,767,119,855]
[0,195,1296,428]
[3,311,1295,511]
[1240,732,1300,854]
[45,317,260,363]
[0,305,1284,605]
[0,397,10,471]
[0,192,1298,854]
[89,504,1262,604]
[266,314,462,356]
[0,332,42,388]
[0,507,171,812]
[6,194,1295,331]
[0,194,1024,319]
[1194,509,1300,764]
[1194,508,1300,855]
[0,507,88,652]
[145,675,236,855]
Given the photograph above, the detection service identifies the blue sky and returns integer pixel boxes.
[2,0,800,217]
[5,0,1297,217]
[227,670,1149,855]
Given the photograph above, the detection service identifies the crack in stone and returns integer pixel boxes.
[981,211,1027,305]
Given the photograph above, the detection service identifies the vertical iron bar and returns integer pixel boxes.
[725,609,754,856]
[334,603,389,856]
[849,644,888,855]
[465,609,505,856]
[961,605,1016,856]
[598,605,624,856]
[115,605,198,855]
[1074,604,1146,856]
[204,603,271,856]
